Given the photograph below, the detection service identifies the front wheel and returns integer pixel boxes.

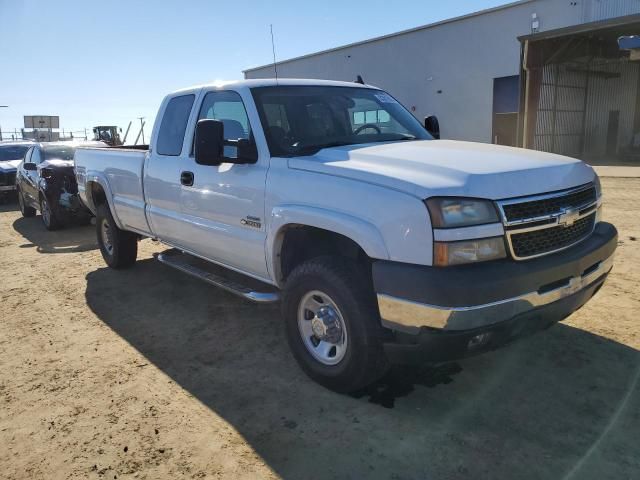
[282,256,388,393]
[96,204,138,269]
[40,195,61,230]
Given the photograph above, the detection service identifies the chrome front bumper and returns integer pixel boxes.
[378,253,614,333]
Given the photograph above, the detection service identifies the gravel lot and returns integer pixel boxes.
[1,177,639,480]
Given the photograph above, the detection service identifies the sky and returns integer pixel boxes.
[0,0,511,140]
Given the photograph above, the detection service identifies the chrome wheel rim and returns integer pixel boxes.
[297,290,348,366]
[41,198,50,226]
[101,219,114,255]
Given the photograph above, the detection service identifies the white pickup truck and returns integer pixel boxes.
[75,79,617,393]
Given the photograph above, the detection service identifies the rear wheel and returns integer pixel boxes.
[40,195,61,230]
[18,188,36,218]
[282,256,388,393]
[96,204,138,269]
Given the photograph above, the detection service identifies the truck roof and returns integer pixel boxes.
[172,78,380,95]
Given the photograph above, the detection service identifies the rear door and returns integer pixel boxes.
[177,89,270,279]
[144,93,198,246]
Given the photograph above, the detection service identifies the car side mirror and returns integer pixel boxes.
[23,162,37,171]
[195,119,224,166]
[236,138,258,164]
[424,115,440,139]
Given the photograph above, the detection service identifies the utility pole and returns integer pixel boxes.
[137,117,145,144]
[0,105,8,141]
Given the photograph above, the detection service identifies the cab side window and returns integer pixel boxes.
[157,94,195,156]
[197,91,251,158]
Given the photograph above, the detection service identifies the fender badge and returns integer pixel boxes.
[241,216,261,229]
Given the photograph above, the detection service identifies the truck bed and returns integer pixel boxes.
[74,145,152,235]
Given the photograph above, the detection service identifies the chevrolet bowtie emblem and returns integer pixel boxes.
[558,207,580,227]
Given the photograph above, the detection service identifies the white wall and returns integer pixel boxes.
[245,0,640,142]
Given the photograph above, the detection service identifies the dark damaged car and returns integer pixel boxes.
[0,141,33,202]
[16,141,106,230]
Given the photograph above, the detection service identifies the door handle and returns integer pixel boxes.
[180,171,194,186]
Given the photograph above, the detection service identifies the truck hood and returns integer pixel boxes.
[288,140,596,199]
[0,160,21,172]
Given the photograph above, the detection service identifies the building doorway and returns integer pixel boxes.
[492,75,520,147]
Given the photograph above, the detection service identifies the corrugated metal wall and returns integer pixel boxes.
[532,59,639,159]
[582,0,640,22]
[533,64,588,155]
[583,61,639,156]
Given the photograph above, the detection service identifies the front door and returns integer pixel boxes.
[178,90,269,279]
[21,146,40,207]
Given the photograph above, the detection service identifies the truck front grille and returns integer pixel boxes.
[0,171,16,186]
[502,185,596,222]
[497,183,599,260]
[510,212,596,258]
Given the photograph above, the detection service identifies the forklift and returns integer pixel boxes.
[92,126,123,146]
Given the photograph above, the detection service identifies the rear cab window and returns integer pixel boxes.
[157,94,196,156]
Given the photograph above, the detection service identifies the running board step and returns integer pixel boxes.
[155,249,280,303]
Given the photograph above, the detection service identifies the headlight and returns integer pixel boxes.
[426,197,499,228]
[434,237,506,266]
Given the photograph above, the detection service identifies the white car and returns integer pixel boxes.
[0,140,33,200]
[74,79,617,393]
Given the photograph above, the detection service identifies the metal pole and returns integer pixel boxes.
[121,121,132,144]
[134,121,146,145]
[137,117,145,144]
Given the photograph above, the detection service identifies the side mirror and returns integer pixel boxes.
[195,119,224,166]
[23,162,37,171]
[236,138,258,164]
[424,115,440,139]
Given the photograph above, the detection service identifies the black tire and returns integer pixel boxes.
[17,188,36,218]
[96,204,138,269]
[282,256,389,393]
[40,195,61,231]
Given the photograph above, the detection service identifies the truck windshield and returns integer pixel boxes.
[0,145,30,161]
[251,85,432,157]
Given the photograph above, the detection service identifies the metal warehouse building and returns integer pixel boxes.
[244,0,640,165]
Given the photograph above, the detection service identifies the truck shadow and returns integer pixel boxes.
[12,216,97,254]
[85,258,640,480]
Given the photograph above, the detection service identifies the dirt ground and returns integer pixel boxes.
[1,177,639,480]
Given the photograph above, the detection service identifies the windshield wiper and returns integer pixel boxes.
[294,140,356,155]
[368,134,417,143]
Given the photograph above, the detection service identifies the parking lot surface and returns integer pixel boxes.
[1,177,639,480]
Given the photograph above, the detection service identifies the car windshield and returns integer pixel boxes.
[251,85,431,157]
[43,145,76,161]
[0,145,30,161]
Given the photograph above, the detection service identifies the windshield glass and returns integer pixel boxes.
[251,86,431,157]
[43,145,76,161]
[0,145,30,161]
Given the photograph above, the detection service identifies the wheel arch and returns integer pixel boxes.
[267,205,389,287]
[85,176,124,229]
